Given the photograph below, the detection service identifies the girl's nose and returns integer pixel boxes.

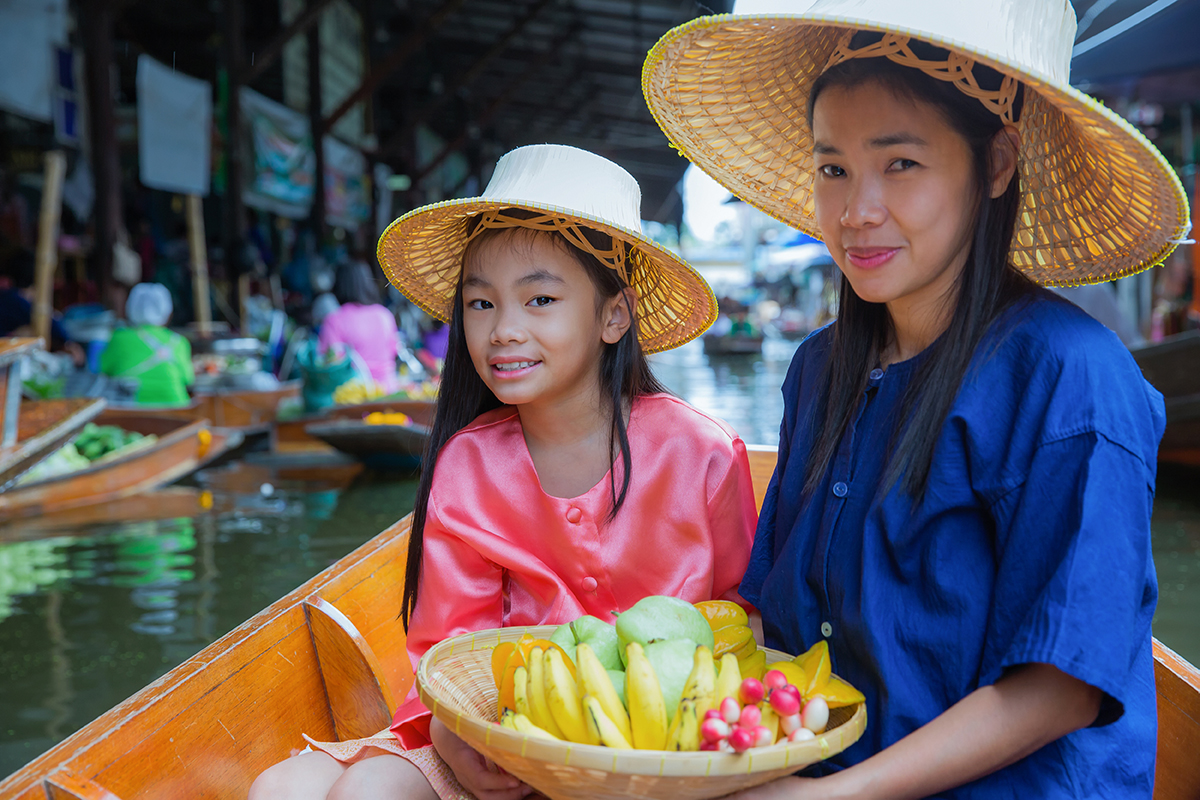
[840,177,887,229]
[490,308,527,345]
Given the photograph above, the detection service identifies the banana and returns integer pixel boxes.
[513,665,533,718]
[583,695,634,749]
[500,709,519,731]
[545,646,596,744]
[575,643,634,744]
[715,652,742,705]
[665,645,716,751]
[511,711,560,740]
[624,642,668,750]
[527,647,566,739]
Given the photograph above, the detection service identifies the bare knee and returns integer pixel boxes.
[327,754,436,800]
[249,751,346,800]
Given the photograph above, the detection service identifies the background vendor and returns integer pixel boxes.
[318,259,400,393]
[100,282,193,406]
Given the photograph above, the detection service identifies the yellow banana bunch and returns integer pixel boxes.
[715,652,742,705]
[665,645,717,751]
[513,665,533,718]
[582,696,633,749]
[526,648,566,738]
[624,642,668,750]
[502,709,558,740]
[576,643,634,744]
[545,647,598,745]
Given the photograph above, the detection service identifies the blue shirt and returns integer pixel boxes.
[741,292,1164,798]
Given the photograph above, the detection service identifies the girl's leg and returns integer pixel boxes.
[247,751,347,800]
[327,754,438,800]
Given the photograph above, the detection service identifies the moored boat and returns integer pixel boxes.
[702,333,764,356]
[271,399,436,456]
[1131,330,1200,465]
[104,380,302,436]
[0,446,1196,799]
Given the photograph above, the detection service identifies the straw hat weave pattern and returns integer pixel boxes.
[642,0,1190,286]
[378,145,717,354]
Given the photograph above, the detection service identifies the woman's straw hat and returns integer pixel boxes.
[641,0,1190,286]
[378,145,717,353]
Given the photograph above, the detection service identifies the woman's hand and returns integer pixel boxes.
[429,717,535,800]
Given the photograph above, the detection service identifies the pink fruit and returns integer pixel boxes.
[700,740,720,752]
[737,704,762,729]
[780,684,802,703]
[704,708,722,721]
[780,713,802,735]
[701,718,731,744]
[739,678,765,706]
[788,727,816,743]
[763,669,788,693]
[753,725,774,748]
[720,696,741,725]
[728,727,754,753]
[801,697,829,734]
[769,689,801,717]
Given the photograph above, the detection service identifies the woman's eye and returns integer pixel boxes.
[467,299,493,310]
[889,158,918,171]
[819,165,846,178]
[529,296,555,307]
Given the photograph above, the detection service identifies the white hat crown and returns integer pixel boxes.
[481,145,645,234]
[804,0,1077,82]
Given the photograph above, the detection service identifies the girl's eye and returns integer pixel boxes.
[889,158,918,171]
[529,296,555,307]
[467,299,493,310]
[819,165,846,178]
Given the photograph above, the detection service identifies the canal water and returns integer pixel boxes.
[1,337,1198,777]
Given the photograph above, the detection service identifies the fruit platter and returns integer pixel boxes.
[416,597,867,800]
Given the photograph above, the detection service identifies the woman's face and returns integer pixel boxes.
[811,80,978,317]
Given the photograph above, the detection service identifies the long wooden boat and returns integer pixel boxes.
[105,380,302,436]
[303,419,430,470]
[1131,330,1200,466]
[0,415,241,522]
[702,333,764,356]
[271,399,436,455]
[0,488,234,544]
[0,446,1197,799]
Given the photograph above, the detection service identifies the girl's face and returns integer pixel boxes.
[462,232,631,409]
[811,80,978,316]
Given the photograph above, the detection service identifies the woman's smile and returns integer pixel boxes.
[844,246,900,269]
[489,357,542,378]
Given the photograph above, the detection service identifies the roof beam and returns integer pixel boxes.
[239,0,336,86]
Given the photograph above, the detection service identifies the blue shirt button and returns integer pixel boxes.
[821,621,833,638]
[832,481,848,498]
[869,368,884,380]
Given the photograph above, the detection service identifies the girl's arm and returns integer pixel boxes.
[736,663,1101,800]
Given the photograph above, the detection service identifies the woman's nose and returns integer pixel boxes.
[490,308,527,344]
[841,177,887,229]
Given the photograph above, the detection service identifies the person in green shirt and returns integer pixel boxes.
[100,282,194,406]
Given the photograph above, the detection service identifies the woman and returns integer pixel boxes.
[318,257,400,393]
[100,282,193,406]
[643,0,1188,797]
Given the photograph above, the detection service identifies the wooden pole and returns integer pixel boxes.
[32,151,67,344]
[308,2,327,241]
[82,0,120,305]
[186,195,212,336]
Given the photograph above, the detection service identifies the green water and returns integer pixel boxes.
[0,338,1197,778]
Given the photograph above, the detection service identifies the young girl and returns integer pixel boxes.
[250,144,757,799]
[644,1,1188,798]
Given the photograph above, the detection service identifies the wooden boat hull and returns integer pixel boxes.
[105,381,302,435]
[0,398,105,489]
[0,416,240,521]
[1131,331,1200,464]
[702,334,764,356]
[303,420,430,470]
[1,447,1197,799]
[0,487,232,543]
[272,399,436,455]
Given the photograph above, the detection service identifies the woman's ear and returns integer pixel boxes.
[600,287,637,344]
[989,125,1021,199]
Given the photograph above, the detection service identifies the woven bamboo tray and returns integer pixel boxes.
[417,625,867,800]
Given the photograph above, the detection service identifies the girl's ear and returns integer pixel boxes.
[989,125,1021,199]
[600,287,637,345]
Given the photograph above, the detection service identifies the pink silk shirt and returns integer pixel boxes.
[317,302,401,393]
[390,393,758,746]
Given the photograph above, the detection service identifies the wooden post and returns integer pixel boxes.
[186,195,212,336]
[81,0,120,305]
[32,151,67,344]
[307,0,326,241]
[238,273,251,334]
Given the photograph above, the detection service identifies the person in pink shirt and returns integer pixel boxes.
[318,258,401,393]
[250,145,757,800]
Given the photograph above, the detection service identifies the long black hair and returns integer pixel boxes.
[401,213,666,629]
[803,34,1038,500]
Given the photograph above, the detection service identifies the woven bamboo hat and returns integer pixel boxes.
[378,145,717,353]
[642,0,1191,286]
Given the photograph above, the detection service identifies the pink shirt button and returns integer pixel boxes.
[566,507,583,524]
[581,576,598,592]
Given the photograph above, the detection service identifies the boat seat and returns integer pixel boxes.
[42,771,122,800]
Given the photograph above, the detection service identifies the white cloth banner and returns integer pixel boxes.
[136,56,212,196]
[0,0,67,121]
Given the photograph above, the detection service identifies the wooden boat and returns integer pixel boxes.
[702,333,765,356]
[1131,330,1200,466]
[0,488,234,544]
[1,446,1197,800]
[105,380,302,436]
[304,419,430,470]
[272,399,436,456]
[0,414,241,522]
[0,338,105,488]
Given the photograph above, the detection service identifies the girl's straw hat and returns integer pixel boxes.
[641,0,1191,286]
[378,145,717,353]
